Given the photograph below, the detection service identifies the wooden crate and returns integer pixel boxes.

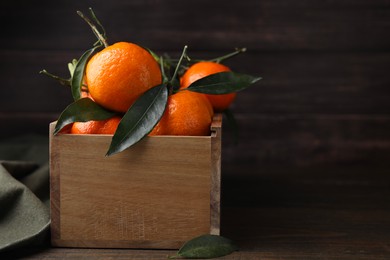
[49,114,222,249]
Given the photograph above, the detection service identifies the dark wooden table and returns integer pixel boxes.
[1,164,389,259]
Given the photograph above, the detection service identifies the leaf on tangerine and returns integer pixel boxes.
[170,234,238,259]
[185,71,261,94]
[71,46,100,100]
[54,98,116,134]
[106,84,168,156]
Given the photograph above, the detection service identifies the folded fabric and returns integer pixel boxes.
[0,135,50,252]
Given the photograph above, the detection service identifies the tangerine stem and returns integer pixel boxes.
[77,10,108,48]
[39,69,70,86]
[88,7,106,40]
[209,47,247,63]
[167,48,246,65]
[170,45,188,86]
[159,55,170,84]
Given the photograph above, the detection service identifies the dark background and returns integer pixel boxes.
[1,1,390,184]
[1,1,390,257]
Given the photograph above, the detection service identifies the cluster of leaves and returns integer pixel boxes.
[41,8,261,156]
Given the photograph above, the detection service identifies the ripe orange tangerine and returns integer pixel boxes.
[70,116,121,135]
[149,90,213,136]
[180,61,237,112]
[86,42,162,113]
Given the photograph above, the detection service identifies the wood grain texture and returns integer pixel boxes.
[1,0,389,51]
[210,114,222,235]
[2,165,390,259]
[2,50,390,116]
[1,0,390,257]
[220,168,390,259]
[49,116,222,249]
[221,114,390,169]
[49,123,61,242]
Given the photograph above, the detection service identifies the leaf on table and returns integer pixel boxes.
[106,84,168,156]
[185,71,261,94]
[54,98,116,134]
[170,234,239,259]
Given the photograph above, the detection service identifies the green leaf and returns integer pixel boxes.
[186,71,261,94]
[106,84,168,156]
[71,46,99,100]
[54,98,116,134]
[171,234,238,259]
[68,59,78,77]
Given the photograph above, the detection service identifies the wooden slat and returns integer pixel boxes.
[3,113,390,170]
[1,50,389,115]
[0,113,57,138]
[0,0,389,51]
[49,126,61,242]
[210,114,223,235]
[230,51,390,115]
[2,111,390,172]
[221,114,390,170]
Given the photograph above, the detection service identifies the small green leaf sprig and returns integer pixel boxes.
[41,8,261,156]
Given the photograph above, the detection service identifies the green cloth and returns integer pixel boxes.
[0,135,50,252]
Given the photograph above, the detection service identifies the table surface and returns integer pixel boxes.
[1,165,390,259]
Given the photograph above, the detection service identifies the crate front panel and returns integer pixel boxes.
[50,132,213,248]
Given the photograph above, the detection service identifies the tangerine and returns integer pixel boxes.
[149,90,212,136]
[70,116,121,134]
[86,42,162,113]
[180,61,237,112]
